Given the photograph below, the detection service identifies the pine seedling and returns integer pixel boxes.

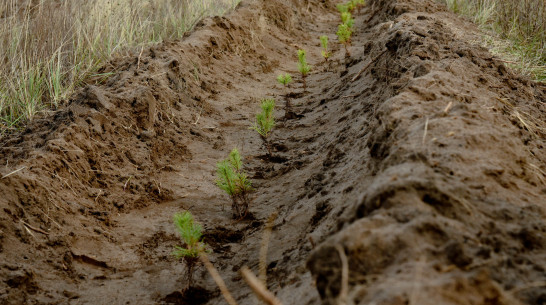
[337,3,349,13]
[337,23,353,57]
[228,148,252,208]
[320,35,332,62]
[232,152,252,215]
[216,148,252,218]
[277,73,294,117]
[297,49,311,91]
[251,99,276,156]
[216,160,237,200]
[277,73,293,87]
[341,12,355,29]
[346,1,356,12]
[173,211,208,289]
[353,0,365,13]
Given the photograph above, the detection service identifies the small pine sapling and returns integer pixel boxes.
[251,99,276,156]
[216,160,239,215]
[227,148,252,215]
[346,0,356,12]
[276,73,293,117]
[338,1,364,14]
[353,0,365,13]
[341,12,355,29]
[277,73,293,87]
[336,3,349,13]
[337,23,353,57]
[320,35,331,62]
[216,148,252,218]
[297,49,311,91]
[173,211,208,290]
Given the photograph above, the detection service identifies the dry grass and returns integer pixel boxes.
[240,267,284,305]
[495,97,546,139]
[440,0,545,81]
[0,0,239,134]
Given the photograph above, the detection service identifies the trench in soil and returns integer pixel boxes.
[1,0,545,305]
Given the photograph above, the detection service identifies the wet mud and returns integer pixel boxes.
[1,0,545,304]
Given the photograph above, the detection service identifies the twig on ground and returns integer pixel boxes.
[123,176,133,190]
[527,163,546,185]
[422,117,429,145]
[443,102,453,114]
[201,254,238,305]
[335,245,349,305]
[493,58,545,68]
[95,190,103,203]
[408,256,426,305]
[351,49,388,82]
[22,225,37,239]
[41,210,62,229]
[241,267,283,305]
[192,107,203,125]
[365,2,377,23]
[259,212,278,286]
[21,220,49,235]
[1,166,26,179]
[514,110,540,138]
[509,281,546,294]
[137,46,144,70]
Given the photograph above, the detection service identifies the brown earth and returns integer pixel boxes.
[1,0,545,304]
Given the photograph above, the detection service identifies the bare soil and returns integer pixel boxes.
[1,0,545,304]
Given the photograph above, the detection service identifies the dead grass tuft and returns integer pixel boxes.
[439,0,545,81]
[0,0,240,135]
[496,97,546,138]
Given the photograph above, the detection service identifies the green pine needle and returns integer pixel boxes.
[337,23,352,44]
[276,73,293,86]
[216,148,252,198]
[297,49,311,76]
[337,3,349,13]
[338,0,365,14]
[216,160,238,196]
[234,169,252,194]
[341,12,355,28]
[320,35,329,50]
[320,35,331,60]
[251,99,275,138]
[173,211,207,259]
[229,148,243,171]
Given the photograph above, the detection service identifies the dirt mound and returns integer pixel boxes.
[1,0,544,304]
[303,1,546,304]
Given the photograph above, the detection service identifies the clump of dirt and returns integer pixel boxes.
[163,286,216,305]
[303,0,546,304]
[0,0,544,304]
